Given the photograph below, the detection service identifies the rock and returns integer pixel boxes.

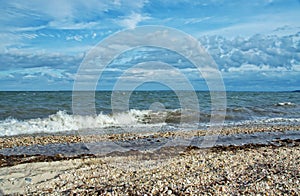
[25,177,32,183]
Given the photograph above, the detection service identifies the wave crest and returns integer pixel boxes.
[0,110,151,136]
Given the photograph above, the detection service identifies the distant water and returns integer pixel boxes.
[0,91,299,136]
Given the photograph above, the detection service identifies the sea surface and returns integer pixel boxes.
[0,91,299,137]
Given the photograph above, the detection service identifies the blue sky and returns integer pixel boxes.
[0,0,299,91]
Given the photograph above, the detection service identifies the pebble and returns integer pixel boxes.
[1,124,299,195]
[25,177,32,183]
[22,144,300,195]
[0,124,299,149]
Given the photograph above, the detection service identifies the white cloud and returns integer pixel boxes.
[21,33,38,39]
[92,33,97,39]
[117,12,151,29]
[199,32,300,72]
[1,0,150,32]
[184,17,212,25]
[66,35,83,42]
[8,25,47,32]
[292,64,300,71]
[228,64,288,72]
[0,72,15,79]
[23,74,36,78]
[198,11,300,38]
[0,33,22,52]
[125,67,181,78]
[0,67,74,82]
[48,21,100,30]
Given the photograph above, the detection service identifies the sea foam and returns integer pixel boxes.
[1,109,299,137]
[0,110,150,136]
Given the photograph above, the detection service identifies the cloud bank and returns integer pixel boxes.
[0,0,299,91]
[1,32,298,91]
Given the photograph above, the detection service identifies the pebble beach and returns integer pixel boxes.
[0,124,299,195]
[1,124,299,150]
[1,0,300,193]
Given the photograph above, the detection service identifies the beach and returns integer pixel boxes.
[0,91,299,194]
[1,0,300,194]
[1,124,300,150]
[0,124,299,195]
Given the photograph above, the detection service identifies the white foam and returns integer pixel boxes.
[2,109,299,136]
[228,117,300,126]
[0,110,151,136]
[276,102,296,106]
[258,117,300,124]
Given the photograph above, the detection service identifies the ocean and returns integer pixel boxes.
[0,91,299,137]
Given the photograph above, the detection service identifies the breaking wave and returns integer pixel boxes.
[0,109,203,136]
[1,108,300,136]
[0,110,152,136]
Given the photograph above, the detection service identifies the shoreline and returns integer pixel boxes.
[0,124,299,194]
[0,130,299,158]
[0,137,299,168]
[1,124,299,150]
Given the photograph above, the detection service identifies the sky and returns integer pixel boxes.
[0,0,299,91]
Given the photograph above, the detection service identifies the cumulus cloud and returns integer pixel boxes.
[0,30,299,91]
[199,32,300,72]
[0,0,299,91]
[0,49,84,90]
[98,32,299,91]
[227,64,288,72]
[196,32,300,91]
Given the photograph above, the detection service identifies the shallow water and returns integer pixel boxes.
[0,130,299,156]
